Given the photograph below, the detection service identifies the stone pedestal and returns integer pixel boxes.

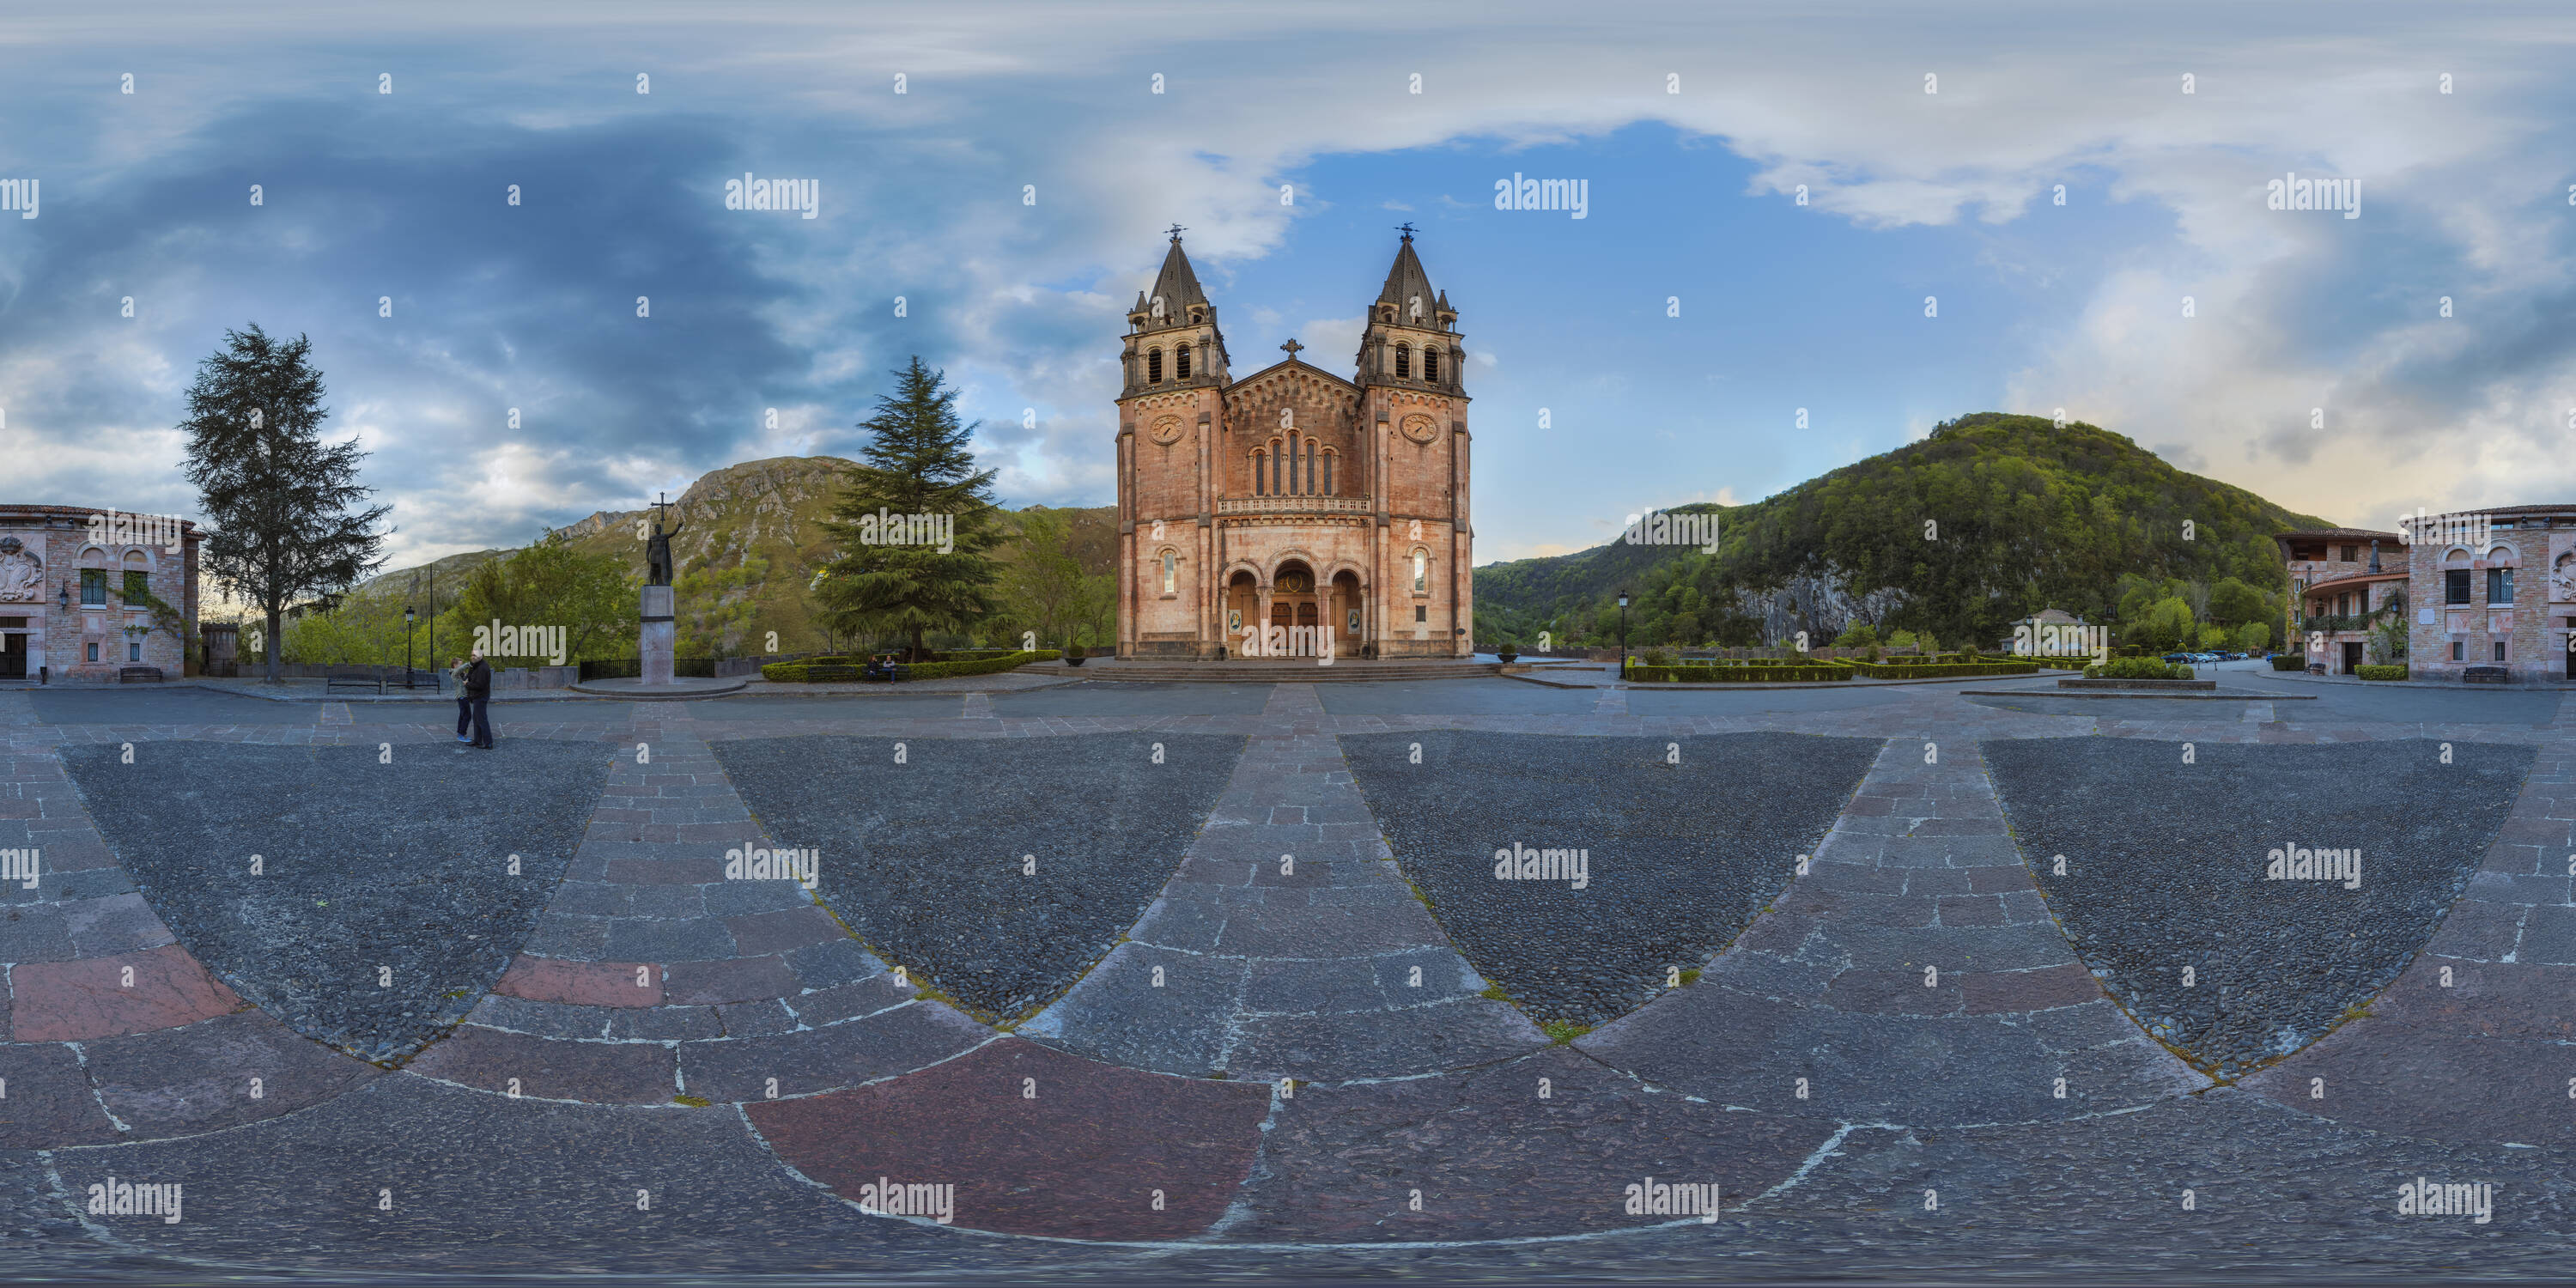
[640,585,675,685]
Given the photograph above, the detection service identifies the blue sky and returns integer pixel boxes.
[4,1,2574,567]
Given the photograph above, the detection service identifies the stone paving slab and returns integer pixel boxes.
[746,1036,1270,1241]
[1582,737,2207,1126]
[58,739,614,1062]
[1988,737,2534,1078]
[1028,687,1543,1081]
[714,731,1240,1024]
[1,677,2567,1276]
[1222,1045,1838,1242]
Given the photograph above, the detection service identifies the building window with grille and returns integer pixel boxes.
[2445,569,2472,605]
[1147,349,1163,383]
[2488,568,2513,605]
[1303,440,1315,495]
[1161,550,1176,595]
[1253,451,1267,495]
[1394,343,1410,379]
[129,641,143,662]
[1412,549,1428,593]
[81,568,107,606]
[1176,343,1191,379]
[2452,641,2464,660]
[2494,641,2508,661]
[1321,450,1334,495]
[1425,347,1439,381]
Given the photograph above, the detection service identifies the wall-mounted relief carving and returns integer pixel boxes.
[0,536,45,602]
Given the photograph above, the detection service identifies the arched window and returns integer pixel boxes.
[1176,343,1191,379]
[1394,343,1411,379]
[1270,444,1282,496]
[1253,450,1267,495]
[1162,550,1177,594]
[1412,549,1429,593]
[1321,449,1334,495]
[1303,440,1315,495]
[1147,349,1163,383]
[1287,437,1299,495]
[1425,347,1439,381]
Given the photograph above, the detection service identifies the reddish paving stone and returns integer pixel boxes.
[0,1042,120,1147]
[1960,963,2104,1015]
[405,1024,678,1103]
[494,956,663,1008]
[82,1010,382,1138]
[9,945,242,1042]
[747,1036,1267,1240]
[661,955,799,1006]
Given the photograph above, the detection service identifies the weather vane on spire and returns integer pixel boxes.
[1167,222,1187,241]
[1395,222,1418,240]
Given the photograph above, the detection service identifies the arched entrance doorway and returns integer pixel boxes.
[1272,562,1320,656]
[1331,569,1364,658]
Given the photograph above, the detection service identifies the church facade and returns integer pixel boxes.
[1115,229,1473,659]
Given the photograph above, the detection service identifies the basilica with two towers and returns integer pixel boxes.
[1114,229,1473,659]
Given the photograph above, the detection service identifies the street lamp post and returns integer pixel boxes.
[1617,590,1631,677]
[404,605,416,681]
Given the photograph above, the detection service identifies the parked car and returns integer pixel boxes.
[2162,653,2192,664]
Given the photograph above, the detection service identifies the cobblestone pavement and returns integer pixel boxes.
[0,676,2570,1282]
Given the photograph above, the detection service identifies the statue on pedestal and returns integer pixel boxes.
[646,499,683,586]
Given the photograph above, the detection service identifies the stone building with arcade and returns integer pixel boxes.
[1114,228,1473,659]
[0,503,203,683]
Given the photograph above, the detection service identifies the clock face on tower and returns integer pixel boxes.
[1400,413,1437,444]
[1150,416,1184,445]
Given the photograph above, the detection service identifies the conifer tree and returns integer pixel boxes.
[179,325,389,682]
[817,358,1002,659]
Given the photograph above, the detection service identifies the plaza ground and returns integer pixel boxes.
[1,660,2571,1281]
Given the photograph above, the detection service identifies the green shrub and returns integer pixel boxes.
[762,649,1060,682]
[2081,656,2192,680]
[1642,647,1677,667]
[1842,660,2037,679]
[2354,664,2409,681]
[1627,663,1852,683]
[2269,654,2308,671]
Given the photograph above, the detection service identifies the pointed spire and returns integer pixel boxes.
[1376,229,1437,323]
[1145,230,1207,325]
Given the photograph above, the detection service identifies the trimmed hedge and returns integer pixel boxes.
[761,649,1060,683]
[2269,654,2309,671]
[2355,664,2409,681]
[1626,663,1851,683]
[1842,660,2038,679]
[2083,656,2194,681]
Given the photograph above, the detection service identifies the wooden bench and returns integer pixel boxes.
[325,670,386,694]
[2464,665,2510,684]
[118,665,164,683]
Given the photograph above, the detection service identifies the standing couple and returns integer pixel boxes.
[451,650,495,749]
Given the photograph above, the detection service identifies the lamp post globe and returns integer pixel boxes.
[1616,591,1631,677]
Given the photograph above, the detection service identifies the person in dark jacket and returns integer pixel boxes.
[464,650,495,749]
[451,656,473,743]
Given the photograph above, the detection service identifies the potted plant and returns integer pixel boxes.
[1496,641,1519,663]
[1065,643,1086,666]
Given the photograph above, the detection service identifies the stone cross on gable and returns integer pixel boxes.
[1280,338,1303,359]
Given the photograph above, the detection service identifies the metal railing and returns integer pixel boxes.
[1215,496,1371,515]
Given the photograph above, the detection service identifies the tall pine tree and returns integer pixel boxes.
[179,325,389,683]
[817,358,1001,659]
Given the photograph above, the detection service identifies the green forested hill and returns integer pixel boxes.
[1476,413,2333,649]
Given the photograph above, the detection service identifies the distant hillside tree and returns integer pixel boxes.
[816,359,1003,659]
[449,528,638,663]
[179,325,389,682]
